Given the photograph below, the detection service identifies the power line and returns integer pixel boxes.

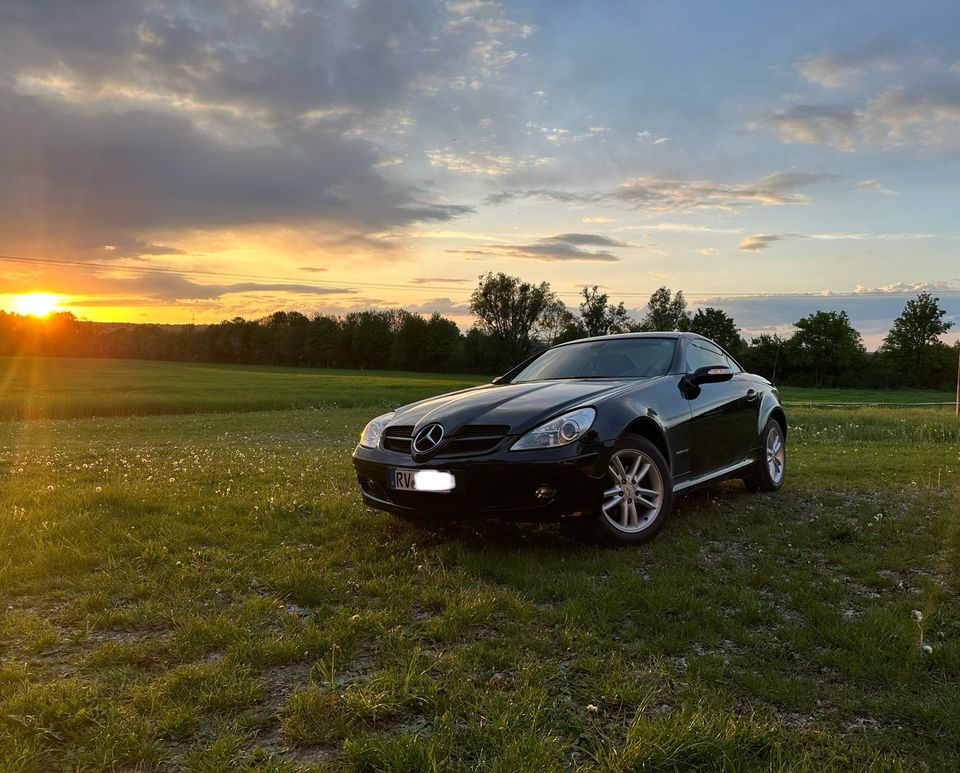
[1,252,957,301]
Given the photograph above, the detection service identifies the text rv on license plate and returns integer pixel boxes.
[390,468,456,493]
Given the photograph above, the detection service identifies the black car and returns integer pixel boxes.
[352,332,786,544]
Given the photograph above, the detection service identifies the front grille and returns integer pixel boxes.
[380,423,509,457]
[382,425,413,453]
[440,425,510,456]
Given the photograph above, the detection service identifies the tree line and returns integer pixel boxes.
[0,272,955,390]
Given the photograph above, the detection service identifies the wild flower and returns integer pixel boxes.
[912,609,928,650]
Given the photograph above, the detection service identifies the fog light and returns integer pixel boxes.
[534,485,556,501]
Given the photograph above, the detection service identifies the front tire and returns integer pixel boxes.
[592,434,673,545]
[744,418,786,492]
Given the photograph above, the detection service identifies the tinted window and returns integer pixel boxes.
[685,340,728,373]
[512,338,677,382]
[725,353,743,373]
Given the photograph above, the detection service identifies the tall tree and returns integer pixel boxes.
[579,285,632,337]
[640,286,690,331]
[469,272,565,365]
[790,310,865,387]
[742,334,785,382]
[341,310,400,369]
[688,307,743,354]
[880,292,953,385]
[304,314,342,368]
[391,313,430,371]
[421,313,463,371]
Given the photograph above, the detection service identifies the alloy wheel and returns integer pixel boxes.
[601,448,664,533]
[766,424,785,484]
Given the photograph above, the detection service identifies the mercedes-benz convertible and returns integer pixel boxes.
[352,332,786,544]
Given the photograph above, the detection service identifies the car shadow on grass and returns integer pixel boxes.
[376,480,760,552]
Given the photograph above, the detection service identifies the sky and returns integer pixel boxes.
[0,0,958,349]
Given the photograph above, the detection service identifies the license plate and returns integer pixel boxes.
[390,468,456,493]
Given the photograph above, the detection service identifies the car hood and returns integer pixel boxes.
[390,378,655,434]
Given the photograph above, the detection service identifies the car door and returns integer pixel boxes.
[684,339,759,477]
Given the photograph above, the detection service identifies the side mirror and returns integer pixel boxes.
[679,365,732,398]
[688,365,733,386]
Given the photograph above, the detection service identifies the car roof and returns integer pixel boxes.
[552,331,708,347]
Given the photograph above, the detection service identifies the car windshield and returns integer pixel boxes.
[511,338,677,382]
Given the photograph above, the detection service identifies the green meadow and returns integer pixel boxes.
[0,356,954,420]
[0,357,481,420]
[0,357,958,771]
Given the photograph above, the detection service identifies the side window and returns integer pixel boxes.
[724,353,743,373]
[685,341,727,373]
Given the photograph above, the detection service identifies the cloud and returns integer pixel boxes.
[623,222,744,234]
[736,230,934,251]
[543,233,630,247]
[520,122,617,147]
[447,232,633,262]
[488,172,834,212]
[0,0,536,260]
[853,178,898,195]
[636,130,670,144]
[409,277,472,284]
[796,40,900,88]
[758,42,960,151]
[753,105,861,150]
[425,148,552,176]
[738,234,787,251]
[614,172,833,209]
[0,262,358,303]
[403,296,473,316]
[699,247,716,256]
[98,237,186,258]
[860,86,960,146]
[582,215,615,224]
[853,280,960,294]
[467,244,620,263]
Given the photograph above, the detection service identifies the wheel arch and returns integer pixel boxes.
[621,417,672,471]
[767,406,787,438]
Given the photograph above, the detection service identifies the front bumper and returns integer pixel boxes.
[352,443,606,520]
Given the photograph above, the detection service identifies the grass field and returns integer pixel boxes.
[1,358,959,771]
[0,356,955,420]
[0,357,481,420]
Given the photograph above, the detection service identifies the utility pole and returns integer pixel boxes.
[955,345,959,417]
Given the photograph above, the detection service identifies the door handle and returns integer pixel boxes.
[746,389,759,402]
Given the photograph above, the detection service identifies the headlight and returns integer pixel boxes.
[510,407,596,451]
[359,412,394,448]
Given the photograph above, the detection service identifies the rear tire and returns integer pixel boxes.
[744,418,786,492]
[592,434,673,545]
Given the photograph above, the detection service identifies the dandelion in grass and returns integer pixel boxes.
[912,609,930,652]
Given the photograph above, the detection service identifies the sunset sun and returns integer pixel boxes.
[10,292,62,317]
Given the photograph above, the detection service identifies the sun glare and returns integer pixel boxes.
[10,292,62,318]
